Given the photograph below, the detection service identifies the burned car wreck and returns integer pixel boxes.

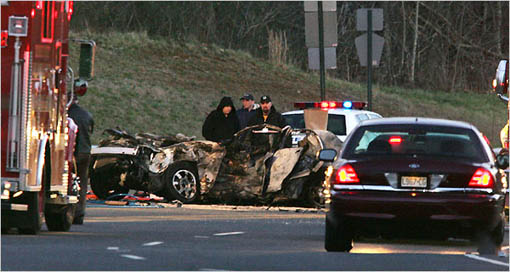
[89,124,342,207]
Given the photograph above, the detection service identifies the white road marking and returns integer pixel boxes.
[199,269,228,271]
[213,231,244,236]
[142,241,163,246]
[194,235,210,239]
[121,254,146,261]
[464,254,509,267]
[107,247,119,251]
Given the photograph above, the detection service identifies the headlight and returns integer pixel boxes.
[1,180,20,200]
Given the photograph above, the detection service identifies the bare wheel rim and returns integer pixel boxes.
[172,169,197,199]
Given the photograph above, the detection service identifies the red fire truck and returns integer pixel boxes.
[2,0,94,234]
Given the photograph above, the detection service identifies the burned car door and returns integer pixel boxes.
[267,147,303,193]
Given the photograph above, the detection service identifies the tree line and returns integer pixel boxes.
[71,1,509,92]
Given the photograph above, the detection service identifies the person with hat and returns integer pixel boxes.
[202,96,240,143]
[236,93,259,129]
[247,95,287,128]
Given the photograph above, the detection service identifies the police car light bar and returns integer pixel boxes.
[294,101,367,110]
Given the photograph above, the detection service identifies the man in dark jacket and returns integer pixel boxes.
[202,96,240,143]
[247,95,287,128]
[67,91,94,225]
[236,93,258,129]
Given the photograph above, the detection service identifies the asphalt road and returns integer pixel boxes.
[2,203,509,271]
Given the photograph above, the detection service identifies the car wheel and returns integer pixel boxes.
[45,204,75,232]
[90,165,129,199]
[477,218,504,255]
[164,162,200,204]
[325,214,353,252]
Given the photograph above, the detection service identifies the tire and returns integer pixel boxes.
[164,162,200,204]
[18,191,44,235]
[20,150,50,235]
[304,184,325,208]
[325,215,353,252]
[477,217,504,255]
[45,204,75,232]
[90,163,129,199]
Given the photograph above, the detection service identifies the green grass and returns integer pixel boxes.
[68,31,507,146]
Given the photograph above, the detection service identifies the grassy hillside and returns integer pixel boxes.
[68,31,507,146]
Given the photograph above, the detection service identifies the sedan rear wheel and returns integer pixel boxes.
[325,215,353,252]
[477,217,504,255]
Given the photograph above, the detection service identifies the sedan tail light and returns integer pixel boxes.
[335,164,360,184]
[468,168,494,188]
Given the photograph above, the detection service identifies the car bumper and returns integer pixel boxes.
[329,189,505,236]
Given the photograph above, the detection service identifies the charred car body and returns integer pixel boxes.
[89,124,342,206]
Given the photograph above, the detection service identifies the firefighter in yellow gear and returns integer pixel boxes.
[501,122,509,149]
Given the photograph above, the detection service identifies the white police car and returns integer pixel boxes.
[282,101,382,144]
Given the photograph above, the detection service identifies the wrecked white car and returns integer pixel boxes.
[89,124,342,207]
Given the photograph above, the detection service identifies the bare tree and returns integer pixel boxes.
[410,1,419,84]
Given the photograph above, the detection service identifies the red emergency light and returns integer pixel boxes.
[67,1,74,21]
[294,101,367,110]
[389,136,403,144]
[1,31,7,48]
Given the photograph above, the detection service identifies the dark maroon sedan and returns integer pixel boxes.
[319,117,508,254]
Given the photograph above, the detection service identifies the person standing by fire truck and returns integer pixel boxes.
[68,80,94,225]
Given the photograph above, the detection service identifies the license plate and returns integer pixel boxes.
[401,176,427,188]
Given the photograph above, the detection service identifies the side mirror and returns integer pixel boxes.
[79,40,96,80]
[493,59,508,95]
[318,149,337,162]
[495,149,509,169]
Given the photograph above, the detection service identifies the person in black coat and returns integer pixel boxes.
[202,96,240,143]
[247,95,287,128]
[67,92,94,225]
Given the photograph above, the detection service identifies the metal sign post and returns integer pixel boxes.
[318,1,326,101]
[367,10,372,111]
[304,1,337,101]
[355,8,384,111]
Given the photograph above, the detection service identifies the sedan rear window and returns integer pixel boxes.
[343,124,487,162]
[283,113,347,135]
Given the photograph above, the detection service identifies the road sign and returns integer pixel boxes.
[305,11,338,48]
[355,33,384,66]
[308,47,336,70]
[304,1,336,12]
[356,8,383,31]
